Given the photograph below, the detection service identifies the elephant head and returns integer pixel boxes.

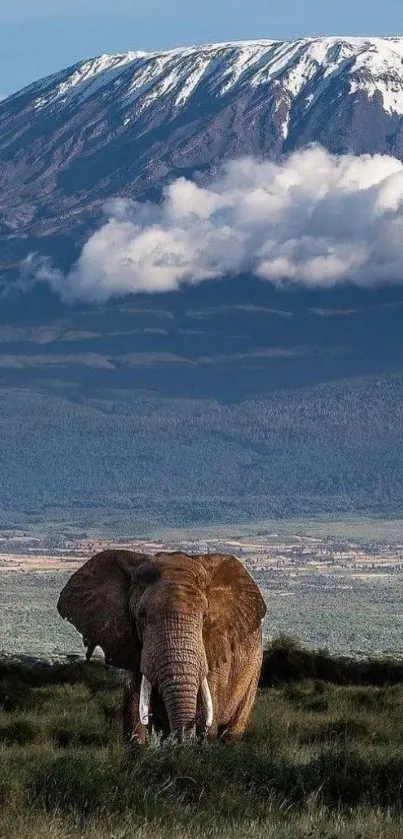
[57,549,266,739]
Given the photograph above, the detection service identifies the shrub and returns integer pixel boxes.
[260,637,403,687]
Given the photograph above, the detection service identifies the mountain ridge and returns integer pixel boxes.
[2,35,403,270]
[17,36,403,114]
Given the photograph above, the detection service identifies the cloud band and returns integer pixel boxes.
[24,145,403,301]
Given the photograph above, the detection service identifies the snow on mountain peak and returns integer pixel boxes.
[29,36,403,120]
[4,36,403,244]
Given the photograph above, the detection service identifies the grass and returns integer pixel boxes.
[3,646,403,837]
[157,514,403,544]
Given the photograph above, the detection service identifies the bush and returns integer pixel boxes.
[260,635,403,687]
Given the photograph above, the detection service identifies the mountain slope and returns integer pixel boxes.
[2,37,403,260]
[0,278,403,526]
[1,371,403,530]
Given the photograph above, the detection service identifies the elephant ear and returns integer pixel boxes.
[57,550,148,670]
[198,553,266,666]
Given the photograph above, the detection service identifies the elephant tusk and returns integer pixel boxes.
[201,677,213,728]
[139,675,152,725]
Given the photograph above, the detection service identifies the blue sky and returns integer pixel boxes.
[2,0,403,95]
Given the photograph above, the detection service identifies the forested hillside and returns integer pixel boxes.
[1,372,402,529]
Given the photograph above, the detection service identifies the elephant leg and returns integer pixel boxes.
[122,676,149,746]
[219,669,260,744]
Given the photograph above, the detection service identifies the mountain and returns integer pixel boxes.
[0,277,403,531]
[1,38,403,529]
[2,37,403,266]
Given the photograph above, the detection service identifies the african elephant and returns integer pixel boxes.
[57,550,266,743]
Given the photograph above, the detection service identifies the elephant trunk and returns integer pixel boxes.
[141,613,209,739]
[161,676,199,738]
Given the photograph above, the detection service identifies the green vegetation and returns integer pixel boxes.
[1,372,403,532]
[3,641,403,837]
[260,635,403,687]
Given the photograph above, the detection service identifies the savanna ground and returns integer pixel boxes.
[2,641,403,838]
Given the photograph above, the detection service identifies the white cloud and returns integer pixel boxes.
[27,146,403,302]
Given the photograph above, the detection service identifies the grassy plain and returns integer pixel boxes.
[4,515,403,660]
[2,650,403,838]
[157,515,403,544]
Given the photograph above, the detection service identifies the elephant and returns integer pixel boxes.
[57,549,266,744]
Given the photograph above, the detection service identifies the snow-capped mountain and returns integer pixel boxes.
[3,39,403,525]
[2,37,403,259]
